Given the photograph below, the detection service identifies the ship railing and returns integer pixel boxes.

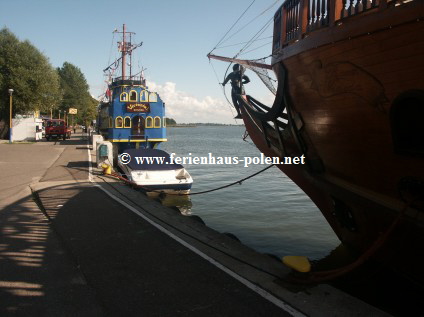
[274,0,417,49]
[112,76,146,86]
[113,76,143,81]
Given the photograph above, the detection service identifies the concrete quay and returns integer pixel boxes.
[0,134,390,316]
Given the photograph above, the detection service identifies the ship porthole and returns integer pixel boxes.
[391,90,424,155]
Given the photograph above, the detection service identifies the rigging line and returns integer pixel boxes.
[209,0,256,54]
[221,61,239,118]
[238,41,273,56]
[214,36,272,50]
[240,17,273,52]
[102,32,116,94]
[252,54,273,61]
[187,165,276,195]
[234,17,273,59]
[107,32,115,68]
[218,0,283,48]
[209,60,234,112]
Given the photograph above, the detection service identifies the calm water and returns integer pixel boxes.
[161,125,340,260]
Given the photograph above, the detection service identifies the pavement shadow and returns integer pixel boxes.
[0,190,101,316]
[29,185,291,316]
[57,138,90,146]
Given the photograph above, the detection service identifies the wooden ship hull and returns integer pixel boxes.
[212,0,424,283]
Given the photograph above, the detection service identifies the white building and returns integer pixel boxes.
[12,114,43,141]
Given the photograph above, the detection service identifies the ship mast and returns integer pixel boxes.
[103,24,142,81]
[117,24,136,79]
[122,24,126,79]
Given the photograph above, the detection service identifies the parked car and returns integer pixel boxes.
[45,119,71,141]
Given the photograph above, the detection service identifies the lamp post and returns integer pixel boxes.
[59,110,61,120]
[8,89,14,144]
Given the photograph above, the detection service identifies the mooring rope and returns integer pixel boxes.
[102,164,275,196]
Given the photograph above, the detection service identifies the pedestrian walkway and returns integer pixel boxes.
[33,183,292,316]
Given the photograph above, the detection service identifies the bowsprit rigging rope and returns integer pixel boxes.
[209,0,257,54]
[209,1,281,98]
[235,17,274,58]
[208,60,238,120]
[214,0,282,50]
[215,36,272,50]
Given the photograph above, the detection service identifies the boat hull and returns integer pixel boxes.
[239,8,424,284]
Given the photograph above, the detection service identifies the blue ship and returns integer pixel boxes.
[98,78,167,153]
[98,24,192,193]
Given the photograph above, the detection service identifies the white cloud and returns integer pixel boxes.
[147,81,238,124]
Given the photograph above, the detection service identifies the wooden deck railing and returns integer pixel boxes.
[273,0,412,51]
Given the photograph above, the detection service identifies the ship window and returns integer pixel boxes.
[120,92,128,102]
[163,117,166,127]
[391,90,424,155]
[115,116,123,128]
[146,116,153,128]
[132,116,145,138]
[154,116,161,128]
[129,90,137,102]
[149,92,158,102]
[124,116,131,128]
[140,90,148,102]
[108,117,113,128]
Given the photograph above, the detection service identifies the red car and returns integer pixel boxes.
[45,119,71,141]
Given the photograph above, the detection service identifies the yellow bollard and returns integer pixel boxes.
[282,256,311,273]
[101,164,112,175]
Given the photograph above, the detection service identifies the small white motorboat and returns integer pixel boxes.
[118,148,193,193]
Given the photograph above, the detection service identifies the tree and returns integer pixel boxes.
[0,28,61,138]
[80,96,98,127]
[165,118,176,126]
[57,62,97,126]
[57,62,90,113]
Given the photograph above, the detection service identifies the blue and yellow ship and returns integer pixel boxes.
[98,78,167,153]
[98,24,166,154]
[98,24,192,193]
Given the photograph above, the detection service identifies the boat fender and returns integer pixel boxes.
[223,232,240,242]
[282,255,311,273]
[188,215,205,225]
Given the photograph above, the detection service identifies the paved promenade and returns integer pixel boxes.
[0,134,389,316]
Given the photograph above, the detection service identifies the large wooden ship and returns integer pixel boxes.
[209,0,424,284]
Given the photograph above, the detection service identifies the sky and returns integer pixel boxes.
[1,0,282,123]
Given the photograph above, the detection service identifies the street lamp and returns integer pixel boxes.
[8,89,13,144]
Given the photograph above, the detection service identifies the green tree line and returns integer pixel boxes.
[0,28,97,138]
